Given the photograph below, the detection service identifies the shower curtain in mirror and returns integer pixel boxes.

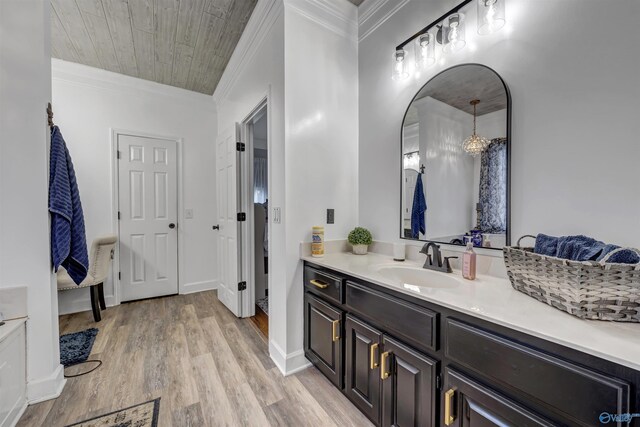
[254,157,268,203]
[479,138,507,233]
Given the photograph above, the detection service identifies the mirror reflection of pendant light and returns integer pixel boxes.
[415,33,435,70]
[477,0,506,35]
[443,13,466,53]
[463,99,490,156]
[392,49,409,81]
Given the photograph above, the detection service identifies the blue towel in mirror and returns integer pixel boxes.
[411,173,427,239]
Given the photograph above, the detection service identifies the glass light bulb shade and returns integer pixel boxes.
[463,134,490,156]
[477,0,505,35]
[414,33,435,70]
[443,13,466,53]
[476,0,507,36]
[392,49,409,81]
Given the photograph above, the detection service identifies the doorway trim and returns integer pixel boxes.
[239,92,271,319]
[110,128,184,305]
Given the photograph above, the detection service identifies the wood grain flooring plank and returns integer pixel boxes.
[192,353,239,426]
[296,367,375,427]
[221,321,284,407]
[179,304,209,357]
[19,291,369,427]
[172,402,205,427]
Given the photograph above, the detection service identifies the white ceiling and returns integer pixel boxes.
[50,0,257,95]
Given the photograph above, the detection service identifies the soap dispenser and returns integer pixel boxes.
[462,242,477,280]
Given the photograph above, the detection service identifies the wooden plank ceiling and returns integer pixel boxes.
[51,0,257,95]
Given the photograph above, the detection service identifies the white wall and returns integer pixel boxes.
[214,0,288,368]
[359,0,640,249]
[52,60,218,314]
[214,0,358,374]
[283,0,359,361]
[0,0,66,402]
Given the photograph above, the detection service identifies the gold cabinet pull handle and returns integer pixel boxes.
[444,388,456,426]
[380,351,391,380]
[370,343,379,370]
[332,320,340,342]
[310,279,328,289]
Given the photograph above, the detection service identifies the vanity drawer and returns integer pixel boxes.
[304,266,343,305]
[345,281,438,353]
[445,319,631,426]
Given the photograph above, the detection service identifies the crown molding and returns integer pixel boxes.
[212,0,284,104]
[52,59,216,111]
[358,0,410,42]
[285,0,358,41]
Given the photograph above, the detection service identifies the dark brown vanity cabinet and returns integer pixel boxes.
[345,315,382,424]
[443,368,555,427]
[304,292,343,388]
[381,335,438,427]
[303,262,640,427]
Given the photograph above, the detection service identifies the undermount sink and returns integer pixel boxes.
[374,265,461,289]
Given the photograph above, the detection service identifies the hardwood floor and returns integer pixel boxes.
[18,291,373,427]
[250,304,269,338]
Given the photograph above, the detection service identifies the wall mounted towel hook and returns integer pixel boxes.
[47,102,54,128]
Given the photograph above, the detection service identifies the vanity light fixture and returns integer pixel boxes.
[415,33,436,70]
[391,0,508,80]
[392,49,409,81]
[463,99,490,156]
[477,0,506,35]
[443,13,466,53]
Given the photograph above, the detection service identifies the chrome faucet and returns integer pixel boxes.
[420,242,457,273]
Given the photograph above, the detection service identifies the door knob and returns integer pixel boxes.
[169,223,176,229]
[212,225,220,230]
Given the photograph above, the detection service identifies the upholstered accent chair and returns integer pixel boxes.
[57,234,117,322]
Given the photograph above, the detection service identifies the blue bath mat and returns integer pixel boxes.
[60,328,98,367]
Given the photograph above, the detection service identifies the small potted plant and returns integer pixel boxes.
[348,227,373,255]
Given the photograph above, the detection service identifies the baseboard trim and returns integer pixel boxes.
[27,363,66,404]
[57,294,117,316]
[180,280,218,295]
[269,340,312,376]
[3,400,27,427]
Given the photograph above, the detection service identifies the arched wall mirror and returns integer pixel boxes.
[400,64,511,249]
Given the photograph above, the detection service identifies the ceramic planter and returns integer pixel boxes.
[352,244,368,255]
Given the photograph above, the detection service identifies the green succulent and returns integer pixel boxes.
[348,227,373,246]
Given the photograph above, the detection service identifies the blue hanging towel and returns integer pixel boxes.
[411,173,427,238]
[49,126,89,285]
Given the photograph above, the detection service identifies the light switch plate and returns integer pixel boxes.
[185,208,194,219]
[327,209,334,224]
[273,207,281,223]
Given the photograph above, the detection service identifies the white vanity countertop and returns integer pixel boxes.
[301,252,640,371]
[0,317,27,343]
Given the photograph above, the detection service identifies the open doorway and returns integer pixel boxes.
[242,103,269,337]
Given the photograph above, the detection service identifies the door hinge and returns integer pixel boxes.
[118,272,121,280]
[237,212,246,221]
[117,150,121,159]
[436,373,442,390]
[238,281,247,291]
[236,142,245,152]
[117,211,121,220]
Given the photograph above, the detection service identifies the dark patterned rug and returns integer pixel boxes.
[66,398,160,427]
[59,328,98,367]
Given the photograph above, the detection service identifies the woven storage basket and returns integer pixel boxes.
[503,235,640,322]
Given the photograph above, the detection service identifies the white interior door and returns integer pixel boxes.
[118,134,178,302]
[216,125,242,316]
